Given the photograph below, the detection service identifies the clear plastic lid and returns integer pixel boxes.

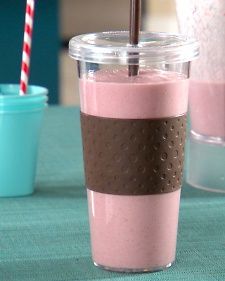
[69,31,199,65]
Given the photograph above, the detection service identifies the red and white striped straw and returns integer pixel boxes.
[19,0,35,96]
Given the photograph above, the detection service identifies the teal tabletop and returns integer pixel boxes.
[0,106,224,281]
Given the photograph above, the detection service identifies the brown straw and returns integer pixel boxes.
[129,0,141,76]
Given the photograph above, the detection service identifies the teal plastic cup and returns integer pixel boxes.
[0,84,48,197]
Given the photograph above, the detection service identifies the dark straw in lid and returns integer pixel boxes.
[129,0,141,76]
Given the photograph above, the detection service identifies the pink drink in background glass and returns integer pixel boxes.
[80,69,187,270]
[176,0,225,139]
[190,81,225,138]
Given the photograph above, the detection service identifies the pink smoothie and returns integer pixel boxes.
[80,69,188,119]
[87,189,181,270]
[190,81,225,138]
[80,69,188,271]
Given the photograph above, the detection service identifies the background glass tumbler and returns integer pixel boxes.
[0,85,48,197]
[69,32,199,272]
[176,0,225,193]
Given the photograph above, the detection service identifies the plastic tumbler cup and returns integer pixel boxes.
[69,32,199,272]
[0,84,48,197]
[176,0,225,193]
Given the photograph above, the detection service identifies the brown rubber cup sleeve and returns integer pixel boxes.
[81,112,186,195]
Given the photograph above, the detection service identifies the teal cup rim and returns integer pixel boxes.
[0,84,48,112]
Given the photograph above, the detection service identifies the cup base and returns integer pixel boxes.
[186,133,225,194]
[93,261,173,273]
[185,181,225,194]
[0,190,34,198]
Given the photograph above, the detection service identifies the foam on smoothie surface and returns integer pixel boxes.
[85,68,186,83]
